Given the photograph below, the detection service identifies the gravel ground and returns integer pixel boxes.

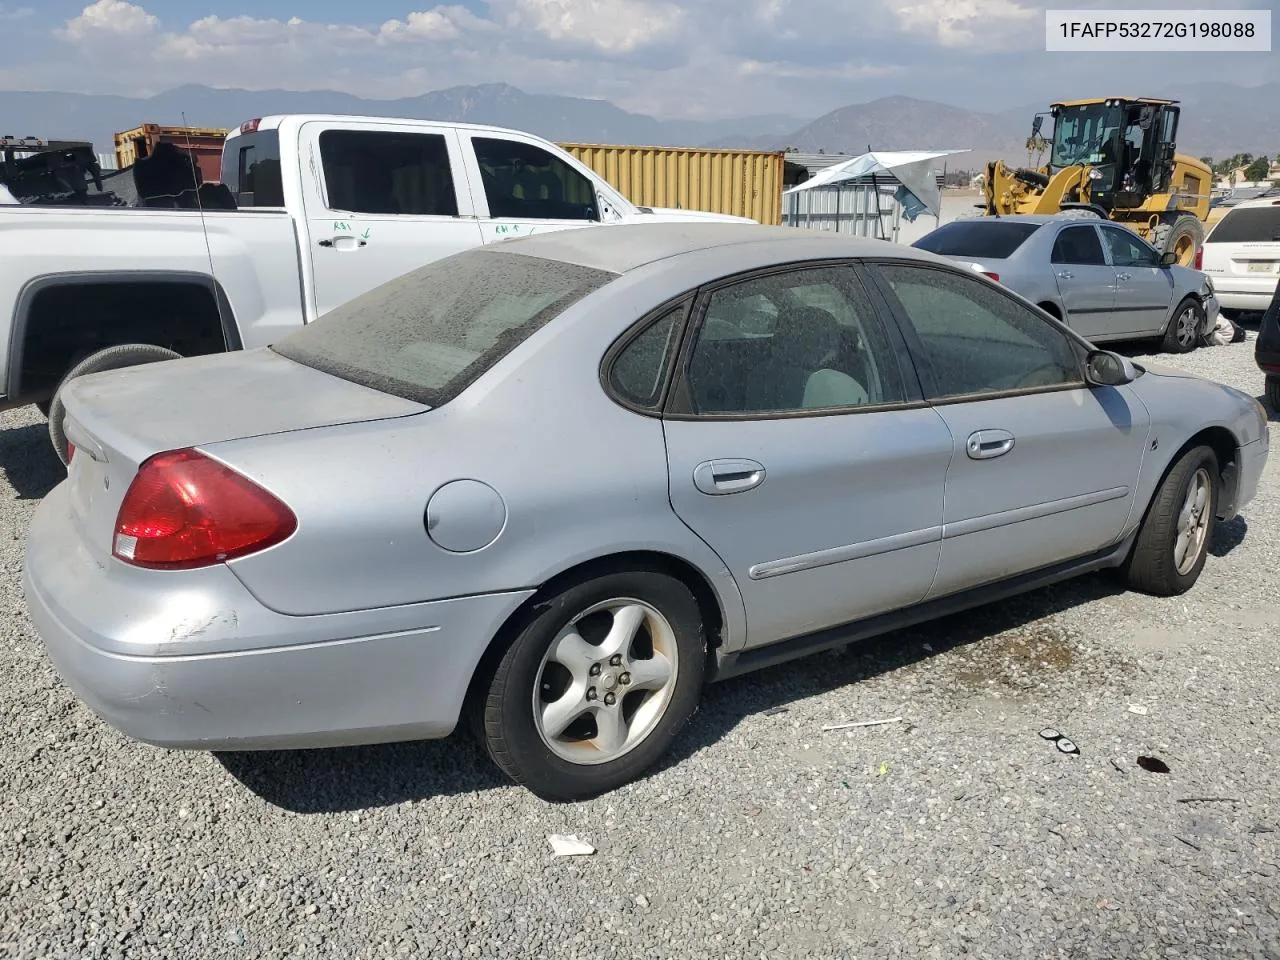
[3,334,1279,960]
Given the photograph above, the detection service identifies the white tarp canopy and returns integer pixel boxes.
[783,149,970,219]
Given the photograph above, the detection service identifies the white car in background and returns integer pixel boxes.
[1201,197,1280,315]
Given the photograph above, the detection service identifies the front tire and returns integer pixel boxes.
[480,570,706,801]
[1150,215,1205,267]
[1124,444,1218,597]
[47,343,182,464]
[1161,297,1204,354]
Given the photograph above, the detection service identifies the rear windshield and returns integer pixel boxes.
[1207,206,1280,244]
[913,220,1042,259]
[272,250,614,406]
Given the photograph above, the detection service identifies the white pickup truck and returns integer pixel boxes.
[0,113,752,459]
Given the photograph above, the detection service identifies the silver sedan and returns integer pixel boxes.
[25,223,1270,800]
[913,214,1219,354]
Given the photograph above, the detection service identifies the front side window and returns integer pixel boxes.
[319,130,459,217]
[685,266,906,415]
[874,263,1080,399]
[273,250,614,406]
[1100,226,1159,267]
[472,137,599,222]
[1051,226,1107,266]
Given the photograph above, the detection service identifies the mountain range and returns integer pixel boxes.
[2,81,1276,171]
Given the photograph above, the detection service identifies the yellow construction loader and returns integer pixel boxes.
[981,97,1213,266]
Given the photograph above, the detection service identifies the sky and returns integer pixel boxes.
[0,0,1277,120]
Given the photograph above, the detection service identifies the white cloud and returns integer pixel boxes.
[489,0,684,53]
[890,0,1038,48]
[379,7,497,42]
[60,0,157,41]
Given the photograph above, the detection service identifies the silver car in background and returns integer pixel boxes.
[914,214,1218,354]
[24,224,1269,801]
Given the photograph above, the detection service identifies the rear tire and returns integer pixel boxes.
[1161,297,1204,354]
[1123,444,1218,597]
[1150,215,1205,267]
[47,343,182,465]
[1266,375,1280,413]
[1055,209,1104,221]
[480,569,706,801]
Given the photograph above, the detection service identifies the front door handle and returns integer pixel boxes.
[693,459,766,496]
[1056,270,1074,280]
[966,429,1016,461]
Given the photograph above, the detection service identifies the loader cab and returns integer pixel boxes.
[1048,98,1181,210]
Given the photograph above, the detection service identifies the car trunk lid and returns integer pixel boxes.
[59,347,426,563]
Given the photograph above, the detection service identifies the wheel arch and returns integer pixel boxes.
[1133,425,1239,538]
[7,270,240,403]
[1036,300,1063,320]
[460,549,735,727]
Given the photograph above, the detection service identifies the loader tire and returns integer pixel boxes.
[47,343,182,465]
[1150,215,1204,267]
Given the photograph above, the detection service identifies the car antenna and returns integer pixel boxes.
[181,111,231,347]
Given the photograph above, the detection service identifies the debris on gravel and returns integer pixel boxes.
[3,336,1278,959]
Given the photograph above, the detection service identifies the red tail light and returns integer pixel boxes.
[1194,247,1203,270]
[981,271,1001,282]
[66,443,75,463]
[112,448,296,570]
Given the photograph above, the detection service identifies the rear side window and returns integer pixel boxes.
[608,306,683,409]
[913,220,1041,258]
[223,131,284,207]
[1051,226,1106,265]
[319,130,459,217]
[1207,206,1280,244]
[273,251,614,405]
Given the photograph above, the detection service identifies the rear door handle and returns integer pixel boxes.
[693,459,766,495]
[1116,272,1132,281]
[966,429,1015,460]
[318,237,367,249]
[1056,271,1074,280]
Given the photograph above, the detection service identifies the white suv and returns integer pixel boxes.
[1201,197,1280,314]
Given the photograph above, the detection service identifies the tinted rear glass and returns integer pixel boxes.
[221,130,284,207]
[913,220,1042,258]
[1208,206,1280,243]
[272,250,615,405]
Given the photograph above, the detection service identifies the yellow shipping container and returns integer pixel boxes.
[559,142,785,226]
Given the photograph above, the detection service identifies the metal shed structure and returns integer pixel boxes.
[781,149,968,240]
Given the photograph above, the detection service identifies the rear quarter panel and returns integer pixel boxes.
[211,261,749,649]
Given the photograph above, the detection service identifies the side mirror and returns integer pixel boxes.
[1085,349,1139,387]
[1032,115,1044,137]
[1160,250,1178,266]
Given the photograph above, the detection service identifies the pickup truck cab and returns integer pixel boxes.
[0,113,753,460]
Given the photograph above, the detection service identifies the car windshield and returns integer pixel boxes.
[1051,102,1122,169]
[1207,206,1280,244]
[913,220,1042,259]
[272,250,615,405]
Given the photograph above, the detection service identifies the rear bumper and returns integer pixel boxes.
[1207,276,1279,311]
[24,484,534,751]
